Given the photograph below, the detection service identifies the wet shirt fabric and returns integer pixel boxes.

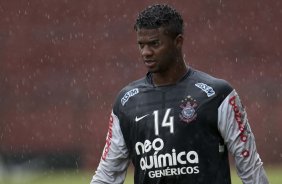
[91,68,269,184]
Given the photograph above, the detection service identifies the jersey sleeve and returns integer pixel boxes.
[90,111,130,184]
[217,89,269,184]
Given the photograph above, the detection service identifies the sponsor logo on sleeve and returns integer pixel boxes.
[102,115,114,160]
[229,95,250,157]
[195,83,215,97]
[121,88,139,106]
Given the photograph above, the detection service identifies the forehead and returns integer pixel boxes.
[137,28,168,41]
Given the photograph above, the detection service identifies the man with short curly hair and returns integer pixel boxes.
[134,4,183,38]
[90,4,269,184]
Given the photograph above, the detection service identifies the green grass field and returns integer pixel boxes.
[0,166,281,184]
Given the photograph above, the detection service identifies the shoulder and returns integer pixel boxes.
[189,68,233,98]
[113,77,147,110]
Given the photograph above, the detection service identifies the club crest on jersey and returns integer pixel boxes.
[179,96,198,124]
[195,83,215,97]
[121,88,139,106]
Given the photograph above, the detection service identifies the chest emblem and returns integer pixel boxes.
[179,96,198,124]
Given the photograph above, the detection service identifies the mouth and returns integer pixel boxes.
[144,59,157,68]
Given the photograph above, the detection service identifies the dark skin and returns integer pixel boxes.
[137,27,188,86]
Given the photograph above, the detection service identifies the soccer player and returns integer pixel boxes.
[90,4,269,184]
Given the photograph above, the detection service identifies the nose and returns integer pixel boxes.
[141,45,153,58]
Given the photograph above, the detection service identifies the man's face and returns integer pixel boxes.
[137,28,179,73]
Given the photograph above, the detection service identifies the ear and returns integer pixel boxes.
[174,34,183,49]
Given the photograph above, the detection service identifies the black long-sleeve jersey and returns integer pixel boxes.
[91,68,268,184]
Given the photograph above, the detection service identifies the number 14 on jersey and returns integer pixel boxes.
[153,108,174,136]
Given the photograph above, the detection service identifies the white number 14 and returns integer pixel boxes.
[153,108,174,136]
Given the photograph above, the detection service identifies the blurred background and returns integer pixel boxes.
[0,0,281,183]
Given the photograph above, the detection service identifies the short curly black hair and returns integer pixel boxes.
[134,4,183,38]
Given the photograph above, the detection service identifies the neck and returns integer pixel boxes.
[152,60,188,86]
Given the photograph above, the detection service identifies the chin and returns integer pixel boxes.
[147,68,160,73]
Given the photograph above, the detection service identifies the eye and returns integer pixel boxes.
[151,41,160,47]
[138,43,144,50]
